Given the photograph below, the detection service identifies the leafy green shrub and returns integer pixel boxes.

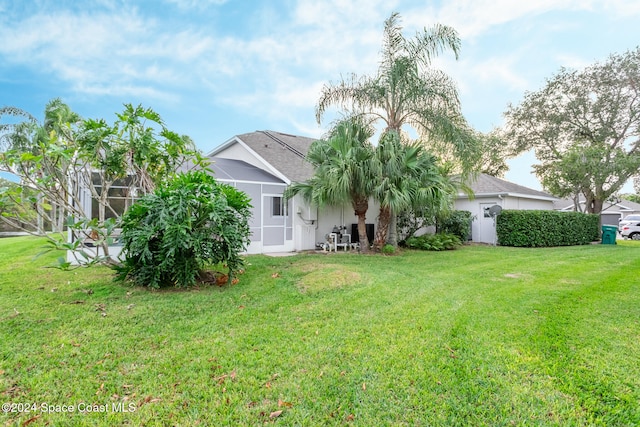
[496,210,599,247]
[438,210,474,241]
[403,233,461,251]
[381,244,396,255]
[115,171,252,288]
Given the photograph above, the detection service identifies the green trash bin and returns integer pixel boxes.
[601,225,618,245]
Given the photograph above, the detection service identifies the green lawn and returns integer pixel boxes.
[1,237,639,426]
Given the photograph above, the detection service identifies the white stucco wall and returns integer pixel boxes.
[289,198,380,251]
[502,197,555,210]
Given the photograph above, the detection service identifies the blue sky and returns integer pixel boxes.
[2,0,640,191]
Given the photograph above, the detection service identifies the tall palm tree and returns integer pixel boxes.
[286,117,377,253]
[316,12,478,247]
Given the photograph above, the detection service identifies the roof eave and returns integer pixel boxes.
[457,191,558,202]
[207,135,239,156]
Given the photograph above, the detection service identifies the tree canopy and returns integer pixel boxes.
[372,130,452,248]
[0,100,198,265]
[316,12,478,172]
[286,117,377,252]
[314,12,478,247]
[504,48,640,213]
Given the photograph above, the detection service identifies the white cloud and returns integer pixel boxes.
[0,7,222,102]
[4,0,639,150]
[0,1,394,119]
[458,55,530,94]
[76,82,178,103]
[603,0,640,17]
[423,0,595,39]
[164,0,228,9]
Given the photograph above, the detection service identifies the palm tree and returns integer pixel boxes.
[372,130,453,248]
[286,117,377,253]
[316,12,478,247]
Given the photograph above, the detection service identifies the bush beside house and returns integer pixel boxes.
[403,233,462,251]
[497,210,599,247]
[438,210,474,241]
[115,171,252,288]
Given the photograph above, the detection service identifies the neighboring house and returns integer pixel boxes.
[553,197,640,225]
[455,174,558,244]
[208,131,375,254]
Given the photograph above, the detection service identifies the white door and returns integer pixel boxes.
[479,203,498,244]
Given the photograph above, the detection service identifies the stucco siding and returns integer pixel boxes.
[313,199,380,249]
[502,197,554,210]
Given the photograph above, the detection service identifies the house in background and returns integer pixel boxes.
[455,174,558,244]
[553,197,640,225]
[210,133,566,250]
[208,130,375,254]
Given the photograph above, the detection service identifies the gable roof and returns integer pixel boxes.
[209,130,316,184]
[460,174,557,201]
[177,153,284,184]
[208,157,284,184]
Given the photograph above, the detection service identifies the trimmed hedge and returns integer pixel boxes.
[496,210,600,247]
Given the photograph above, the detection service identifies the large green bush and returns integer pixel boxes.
[496,210,599,247]
[115,171,252,288]
[438,210,474,241]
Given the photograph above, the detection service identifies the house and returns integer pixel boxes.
[553,197,640,225]
[210,136,563,250]
[207,131,374,254]
[455,174,558,244]
[69,130,566,257]
[65,130,375,261]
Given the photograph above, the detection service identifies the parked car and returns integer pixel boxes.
[620,223,640,240]
[618,214,640,232]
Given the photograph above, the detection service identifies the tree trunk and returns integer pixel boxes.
[572,192,583,212]
[352,197,370,253]
[57,205,65,232]
[36,192,45,236]
[584,190,604,214]
[386,211,398,247]
[374,205,391,250]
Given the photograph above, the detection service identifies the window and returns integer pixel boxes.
[91,176,140,220]
[271,196,285,217]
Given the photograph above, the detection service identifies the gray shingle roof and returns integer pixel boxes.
[464,174,557,200]
[234,131,316,183]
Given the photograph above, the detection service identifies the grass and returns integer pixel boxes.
[1,236,639,426]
